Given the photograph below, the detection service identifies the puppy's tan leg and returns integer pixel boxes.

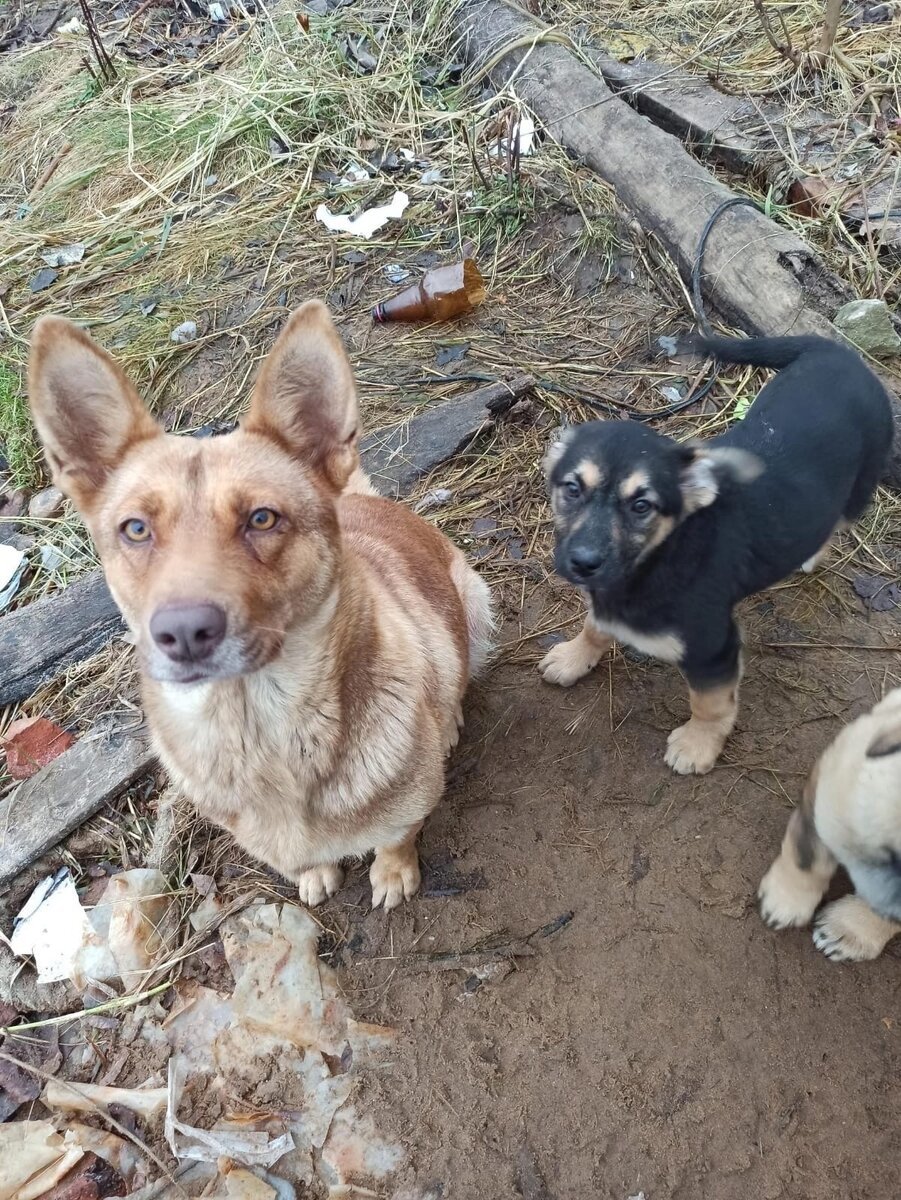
[813,895,901,962]
[665,678,739,775]
[539,617,613,687]
[759,760,836,928]
[297,864,345,907]
[370,821,424,910]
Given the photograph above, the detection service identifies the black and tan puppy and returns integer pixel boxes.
[540,334,892,774]
[759,687,901,962]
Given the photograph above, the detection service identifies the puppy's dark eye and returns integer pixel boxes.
[630,498,654,516]
[563,479,582,499]
[121,518,151,543]
[248,508,279,531]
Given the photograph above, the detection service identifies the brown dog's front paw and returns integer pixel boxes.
[297,864,344,907]
[664,720,725,775]
[370,849,421,910]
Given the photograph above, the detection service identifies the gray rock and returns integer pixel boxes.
[27,486,65,519]
[834,298,901,358]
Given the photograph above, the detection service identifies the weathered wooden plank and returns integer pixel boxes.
[0,569,122,707]
[360,373,534,498]
[0,726,154,886]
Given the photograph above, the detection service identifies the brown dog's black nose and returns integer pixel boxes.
[150,603,226,663]
[568,546,603,579]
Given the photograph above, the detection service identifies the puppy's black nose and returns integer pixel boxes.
[568,545,603,579]
[150,603,227,663]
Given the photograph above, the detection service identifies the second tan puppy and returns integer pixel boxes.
[28,302,494,909]
[759,688,901,961]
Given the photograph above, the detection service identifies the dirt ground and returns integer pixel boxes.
[322,583,901,1200]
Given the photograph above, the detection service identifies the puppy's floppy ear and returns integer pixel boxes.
[542,426,573,479]
[28,316,161,513]
[244,300,359,492]
[866,719,901,759]
[677,443,763,514]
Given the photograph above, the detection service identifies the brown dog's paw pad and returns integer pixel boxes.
[664,720,724,775]
[370,853,421,910]
[297,864,345,907]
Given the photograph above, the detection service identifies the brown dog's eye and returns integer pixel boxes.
[562,479,582,499]
[630,498,654,516]
[121,518,151,543]
[248,508,279,531]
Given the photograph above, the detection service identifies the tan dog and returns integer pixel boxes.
[759,688,901,961]
[28,302,494,909]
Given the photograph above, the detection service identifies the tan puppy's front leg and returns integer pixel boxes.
[759,760,836,928]
[370,821,424,910]
[539,616,614,687]
[665,678,739,775]
[297,864,345,907]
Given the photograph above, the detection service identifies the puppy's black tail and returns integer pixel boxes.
[681,332,840,370]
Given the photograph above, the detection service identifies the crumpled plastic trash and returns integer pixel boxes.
[315,192,408,239]
[10,867,172,990]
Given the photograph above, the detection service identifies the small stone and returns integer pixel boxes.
[0,489,27,520]
[28,486,65,519]
[833,298,901,358]
[29,267,58,293]
[170,320,197,344]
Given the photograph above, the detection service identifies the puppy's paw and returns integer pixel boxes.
[664,720,725,775]
[539,636,602,687]
[758,856,823,929]
[813,895,898,962]
[370,850,421,910]
[800,554,821,574]
[297,864,344,907]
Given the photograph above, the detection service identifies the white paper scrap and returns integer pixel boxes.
[315,192,409,239]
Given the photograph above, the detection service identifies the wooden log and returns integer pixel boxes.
[0,726,154,886]
[586,52,837,179]
[455,0,847,338]
[360,373,533,497]
[454,1,901,488]
[0,570,123,707]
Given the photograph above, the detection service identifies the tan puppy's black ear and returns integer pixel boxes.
[28,316,161,513]
[243,300,359,492]
[866,720,901,758]
[678,444,763,514]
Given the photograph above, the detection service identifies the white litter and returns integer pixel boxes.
[58,17,82,33]
[339,164,370,187]
[490,115,537,158]
[315,192,409,239]
[419,168,443,185]
[0,543,26,612]
[10,867,173,989]
[41,243,85,268]
[9,869,103,986]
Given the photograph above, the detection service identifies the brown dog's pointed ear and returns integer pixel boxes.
[678,444,763,514]
[866,719,901,759]
[243,300,359,492]
[28,316,161,512]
